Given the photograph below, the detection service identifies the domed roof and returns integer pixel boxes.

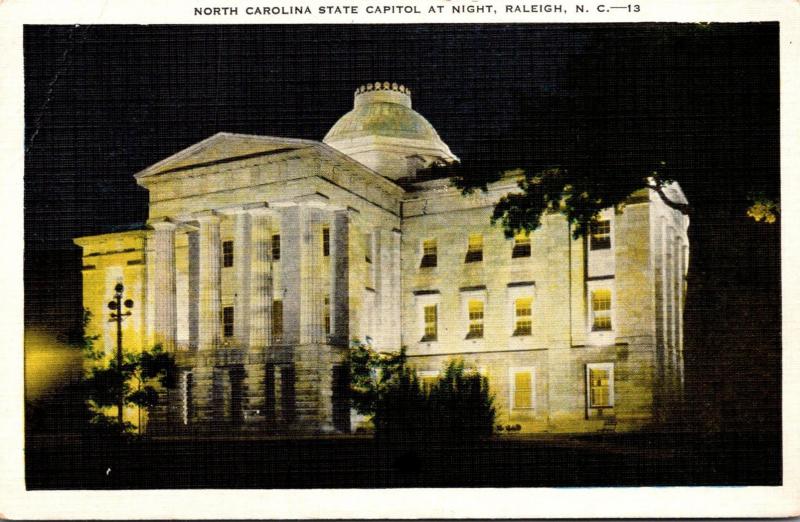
[325,101,443,142]
[323,82,452,152]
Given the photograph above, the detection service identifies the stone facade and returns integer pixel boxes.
[74,82,689,434]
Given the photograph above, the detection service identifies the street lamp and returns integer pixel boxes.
[108,282,134,431]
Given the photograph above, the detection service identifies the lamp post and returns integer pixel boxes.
[108,282,134,432]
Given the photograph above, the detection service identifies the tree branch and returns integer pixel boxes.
[647,181,692,215]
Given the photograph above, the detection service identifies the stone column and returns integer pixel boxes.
[287,204,332,432]
[679,242,688,396]
[281,206,301,345]
[249,208,273,348]
[376,227,400,349]
[666,225,676,394]
[151,219,177,351]
[388,228,402,348]
[197,212,222,352]
[245,207,272,418]
[187,231,200,350]
[234,211,251,346]
[329,209,349,345]
[653,215,666,420]
[301,206,325,345]
[659,217,671,398]
[673,233,682,395]
[194,212,221,428]
[371,229,382,346]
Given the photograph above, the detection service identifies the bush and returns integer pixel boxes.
[426,360,495,443]
[366,350,495,446]
[373,356,427,444]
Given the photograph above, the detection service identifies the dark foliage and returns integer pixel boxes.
[370,352,496,446]
[374,365,427,445]
[84,343,178,433]
[425,360,496,443]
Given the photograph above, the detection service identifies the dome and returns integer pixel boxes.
[325,84,441,144]
[323,82,457,179]
[325,101,444,143]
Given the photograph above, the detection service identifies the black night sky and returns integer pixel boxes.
[24,24,780,434]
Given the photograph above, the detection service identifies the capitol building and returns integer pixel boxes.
[74,82,689,434]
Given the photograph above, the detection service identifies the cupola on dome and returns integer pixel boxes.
[323,82,458,179]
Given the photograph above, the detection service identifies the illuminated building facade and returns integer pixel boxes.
[74,82,688,434]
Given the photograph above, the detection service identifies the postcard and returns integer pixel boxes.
[2,0,799,518]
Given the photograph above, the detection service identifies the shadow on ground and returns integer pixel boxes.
[25,431,780,489]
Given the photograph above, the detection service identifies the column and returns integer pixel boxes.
[329,209,349,345]
[234,211,251,346]
[300,206,325,344]
[289,204,331,431]
[660,217,671,398]
[194,212,221,428]
[666,225,676,395]
[679,242,688,397]
[187,231,199,350]
[197,212,221,352]
[673,234,683,395]
[151,219,177,351]
[281,206,301,345]
[372,228,386,348]
[388,228,402,348]
[245,207,272,419]
[377,227,400,349]
[653,215,666,419]
[249,208,273,349]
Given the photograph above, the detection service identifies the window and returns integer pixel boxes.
[322,226,330,257]
[590,219,611,250]
[272,300,283,340]
[324,296,330,334]
[512,231,531,258]
[510,368,534,410]
[422,304,437,341]
[465,233,483,263]
[222,240,234,268]
[514,297,533,336]
[590,289,612,331]
[586,363,614,408]
[415,291,440,344]
[223,306,234,337]
[466,300,484,339]
[271,234,281,261]
[420,239,437,268]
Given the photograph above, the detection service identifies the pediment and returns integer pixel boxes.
[134,132,318,179]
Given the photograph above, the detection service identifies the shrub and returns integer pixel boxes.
[426,359,496,443]
[373,357,426,445]
[358,344,495,446]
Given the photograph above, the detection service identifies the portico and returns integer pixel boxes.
[141,194,356,432]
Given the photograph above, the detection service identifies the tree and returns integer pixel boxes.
[416,25,780,437]
[349,342,495,444]
[372,354,426,445]
[426,360,495,443]
[415,24,778,239]
[84,343,177,435]
[421,158,774,241]
[349,341,411,417]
